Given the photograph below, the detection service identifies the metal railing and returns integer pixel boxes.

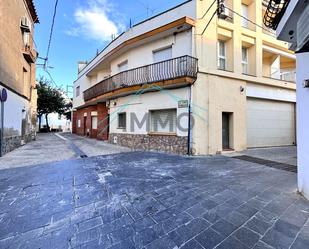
[84,55,198,101]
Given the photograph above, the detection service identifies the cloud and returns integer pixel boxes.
[67,0,121,42]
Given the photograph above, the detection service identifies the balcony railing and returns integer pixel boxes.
[84,55,198,102]
[265,70,296,82]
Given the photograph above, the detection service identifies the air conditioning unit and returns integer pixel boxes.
[218,7,233,20]
[20,17,30,32]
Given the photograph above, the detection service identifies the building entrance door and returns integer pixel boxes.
[222,112,230,150]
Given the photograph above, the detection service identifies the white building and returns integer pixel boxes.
[264,0,309,199]
[73,0,297,155]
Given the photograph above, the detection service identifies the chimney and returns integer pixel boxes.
[78,61,87,73]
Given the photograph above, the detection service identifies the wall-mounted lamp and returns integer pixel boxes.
[240,86,245,93]
[303,79,309,88]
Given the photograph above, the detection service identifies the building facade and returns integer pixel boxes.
[73,0,296,155]
[264,0,309,198]
[0,0,39,154]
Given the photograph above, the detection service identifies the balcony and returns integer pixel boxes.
[22,44,37,63]
[83,55,198,102]
[263,48,296,83]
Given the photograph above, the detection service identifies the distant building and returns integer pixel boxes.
[264,0,309,199]
[0,0,39,154]
[73,0,296,155]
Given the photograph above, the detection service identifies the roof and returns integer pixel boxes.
[25,0,39,23]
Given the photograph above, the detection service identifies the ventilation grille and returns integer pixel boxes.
[297,4,309,51]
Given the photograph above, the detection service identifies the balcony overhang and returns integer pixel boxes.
[22,46,37,63]
[86,17,195,76]
[83,76,195,107]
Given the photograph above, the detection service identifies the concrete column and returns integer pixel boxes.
[296,52,309,199]
[97,103,109,140]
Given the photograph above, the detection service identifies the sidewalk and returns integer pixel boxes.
[0,133,130,170]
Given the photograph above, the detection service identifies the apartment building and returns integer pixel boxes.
[72,0,296,155]
[0,0,39,154]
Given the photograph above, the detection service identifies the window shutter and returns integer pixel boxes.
[151,109,176,133]
[153,47,172,63]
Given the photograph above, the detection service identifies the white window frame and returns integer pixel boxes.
[242,47,249,74]
[241,4,249,28]
[217,40,226,70]
[77,119,81,128]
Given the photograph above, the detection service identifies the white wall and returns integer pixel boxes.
[296,52,309,200]
[110,30,192,75]
[109,87,190,136]
[3,88,32,137]
[246,83,296,102]
[73,30,193,109]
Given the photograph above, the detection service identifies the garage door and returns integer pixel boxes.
[247,98,296,148]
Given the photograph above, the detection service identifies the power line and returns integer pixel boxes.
[199,0,217,20]
[44,0,59,68]
[200,8,218,36]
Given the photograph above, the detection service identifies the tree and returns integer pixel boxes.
[37,78,66,131]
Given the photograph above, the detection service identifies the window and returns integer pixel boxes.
[77,119,81,128]
[217,40,226,70]
[76,86,80,97]
[118,61,128,72]
[92,116,98,129]
[242,47,248,74]
[153,46,172,63]
[241,4,249,28]
[150,109,177,133]
[118,112,126,129]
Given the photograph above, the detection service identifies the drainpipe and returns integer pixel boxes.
[187,85,193,156]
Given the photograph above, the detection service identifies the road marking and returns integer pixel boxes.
[54,133,68,141]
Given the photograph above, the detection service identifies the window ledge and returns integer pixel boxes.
[148,132,177,136]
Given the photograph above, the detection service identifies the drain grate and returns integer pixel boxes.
[232,155,297,173]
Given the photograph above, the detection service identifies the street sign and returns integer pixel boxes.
[0,88,7,102]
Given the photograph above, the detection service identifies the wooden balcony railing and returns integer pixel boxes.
[84,55,198,102]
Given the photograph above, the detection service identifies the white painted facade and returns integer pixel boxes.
[109,88,190,136]
[296,52,309,199]
[274,0,309,199]
[2,87,36,139]
[73,0,195,109]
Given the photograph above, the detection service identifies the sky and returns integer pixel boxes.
[34,0,185,97]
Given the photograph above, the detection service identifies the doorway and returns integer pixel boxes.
[222,112,231,150]
[83,116,87,136]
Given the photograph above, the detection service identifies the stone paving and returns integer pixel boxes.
[0,152,309,249]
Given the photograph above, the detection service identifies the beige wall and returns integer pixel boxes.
[0,0,38,138]
[191,0,296,155]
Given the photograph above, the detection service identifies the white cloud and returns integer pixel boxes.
[67,0,121,42]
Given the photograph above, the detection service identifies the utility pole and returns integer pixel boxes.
[0,88,8,157]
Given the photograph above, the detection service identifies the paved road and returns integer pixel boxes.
[0,151,308,249]
[0,133,130,170]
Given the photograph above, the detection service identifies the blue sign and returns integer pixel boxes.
[0,88,7,102]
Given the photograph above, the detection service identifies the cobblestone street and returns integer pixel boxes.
[0,150,309,249]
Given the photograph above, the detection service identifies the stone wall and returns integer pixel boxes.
[1,132,35,155]
[109,133,188,154]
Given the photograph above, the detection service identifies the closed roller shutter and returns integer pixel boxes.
[150,109,177,133]
[247,98,296,147]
